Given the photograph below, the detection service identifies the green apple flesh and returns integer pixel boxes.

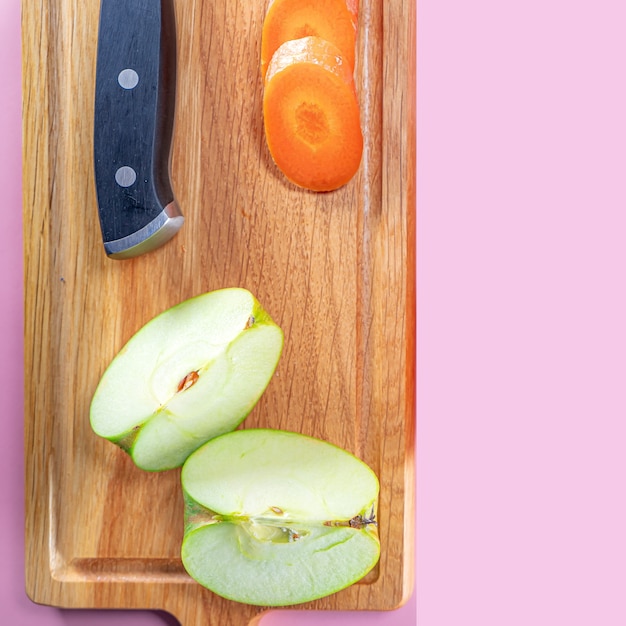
[89,289,283,471]
[180,429,380,606]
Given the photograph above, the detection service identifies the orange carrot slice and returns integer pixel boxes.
[260,0,358,79]
[345,0,359,20]
[263,36,363,192]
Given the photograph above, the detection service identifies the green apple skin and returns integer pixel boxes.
[89,288,284,471]
[180,429,380,607]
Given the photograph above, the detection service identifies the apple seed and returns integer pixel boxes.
[177,370,200,393]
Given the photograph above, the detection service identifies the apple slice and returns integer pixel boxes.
[180,429,380,606]
[89,288,284,471]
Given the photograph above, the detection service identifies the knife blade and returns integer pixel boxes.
[93,0,183,259]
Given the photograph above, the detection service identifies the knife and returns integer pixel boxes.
[93,0,183,259]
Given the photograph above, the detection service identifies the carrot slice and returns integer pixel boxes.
[345,0,359,20]
[263,36,363,192]
[260,0,358,79]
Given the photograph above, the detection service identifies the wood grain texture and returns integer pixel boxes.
[23,0,416,623]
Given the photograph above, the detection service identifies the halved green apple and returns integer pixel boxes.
[89,288,284,471]
[180,429,380,606]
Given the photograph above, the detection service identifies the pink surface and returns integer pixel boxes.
[5,0,626,625]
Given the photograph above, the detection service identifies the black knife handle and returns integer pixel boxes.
[94,0,183,259]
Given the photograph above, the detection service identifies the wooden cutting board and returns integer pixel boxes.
[22,0,416,624]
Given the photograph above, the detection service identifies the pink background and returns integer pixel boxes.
[4,0,626,625]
